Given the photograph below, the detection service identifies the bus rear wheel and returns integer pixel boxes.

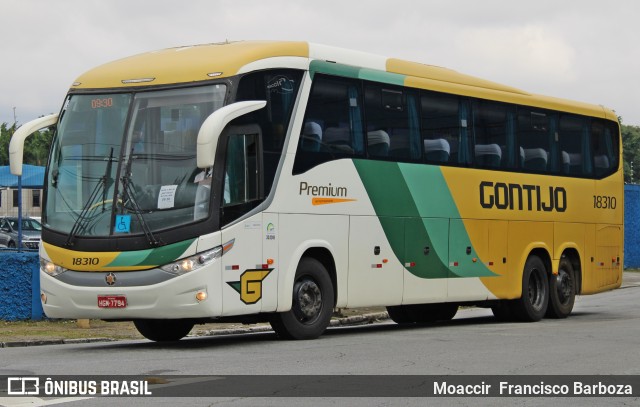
[270,257,334,340]
[546,258,575,318]
[134,319,194,342]
[513,255,549,322]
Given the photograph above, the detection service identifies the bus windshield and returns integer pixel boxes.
[45,84,227,240]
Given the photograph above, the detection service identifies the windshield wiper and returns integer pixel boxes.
[64,148,115,247]
[119,148,164,247]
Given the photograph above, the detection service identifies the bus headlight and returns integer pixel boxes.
[40,257,67,277]
[160,246,222,276]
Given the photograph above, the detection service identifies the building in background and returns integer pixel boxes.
[0,165,44,219]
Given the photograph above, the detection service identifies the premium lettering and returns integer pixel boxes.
[299,181,347,197]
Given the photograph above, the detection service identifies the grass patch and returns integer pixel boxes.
[0,320,142,342]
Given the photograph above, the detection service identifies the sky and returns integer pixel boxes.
[1,0,639,127]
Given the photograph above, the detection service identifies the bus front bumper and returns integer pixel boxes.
[39,265,223,320]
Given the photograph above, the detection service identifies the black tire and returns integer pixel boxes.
[387,303,458,324]
[386,305,414,324]
[8,240,16,249]
[546,258,576,318]
[434,303,459,321]
[513,255,549,322]
[491,300,515,321]
[133,319,194,342]
[270,257,334,340]
[411,303,458,323]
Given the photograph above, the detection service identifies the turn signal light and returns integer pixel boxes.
[195,291,208,302]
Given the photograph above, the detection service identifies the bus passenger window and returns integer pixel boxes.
[518,109,555,173]
[559,114,591,176]
[364,84,420,161]
[293,75,364,174]
[472,100,513,169]
[591,120,619,178]
[421,92,461,165]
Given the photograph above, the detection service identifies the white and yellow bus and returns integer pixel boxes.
[10,41,622,341]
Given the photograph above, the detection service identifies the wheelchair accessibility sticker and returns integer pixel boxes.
[115,215,131,233]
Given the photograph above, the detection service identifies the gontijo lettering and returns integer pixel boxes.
[479,181,567,212]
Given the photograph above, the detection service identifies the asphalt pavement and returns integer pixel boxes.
[1,271,638,348]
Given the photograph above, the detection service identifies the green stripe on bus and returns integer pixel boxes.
[353,160,495,279]
[309,60,405,86]
[107,238,196,267]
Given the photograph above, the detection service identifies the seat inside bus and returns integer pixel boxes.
[367,130,390,157]
[424,138,450,163]
[474,143,502,168]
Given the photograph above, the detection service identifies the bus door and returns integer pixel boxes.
[219,125,275,315]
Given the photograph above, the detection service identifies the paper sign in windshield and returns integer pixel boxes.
[158,185,178,209]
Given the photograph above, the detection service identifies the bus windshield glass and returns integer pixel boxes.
[45,84,227,239]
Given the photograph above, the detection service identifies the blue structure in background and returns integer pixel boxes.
[0,164,45,188]
[0,252,43,321]
[624,184,640,268]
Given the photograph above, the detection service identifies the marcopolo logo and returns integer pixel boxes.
[267,75,295,93]
[299,181,356,206]
[479,181,567,212]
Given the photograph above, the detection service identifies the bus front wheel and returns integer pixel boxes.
[270,257,334,340]
[513,255,549,322]
[134,319,194,342]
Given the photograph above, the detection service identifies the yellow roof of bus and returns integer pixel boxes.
[70,40,616,121]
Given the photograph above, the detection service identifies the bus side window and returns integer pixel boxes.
[471,100,512,170]
[364,83,421,161]
[236,69,303,195]
[293,75,364,174]
[559,114,592,177]
[591,120,619,178]
[421,91,460,165]
[518,109,556,174]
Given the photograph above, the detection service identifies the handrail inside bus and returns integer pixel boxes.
[196,100,266,168]
[10,114,59,176]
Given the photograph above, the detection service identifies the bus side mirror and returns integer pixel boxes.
[9,114,59,176]
[197,100,266,169]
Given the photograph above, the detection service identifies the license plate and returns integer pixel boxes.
[98,295,127,308]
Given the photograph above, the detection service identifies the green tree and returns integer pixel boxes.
[622,123,640,184]
[0,120,54,167]
[0,122,15,166]
[23,127,54,166]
